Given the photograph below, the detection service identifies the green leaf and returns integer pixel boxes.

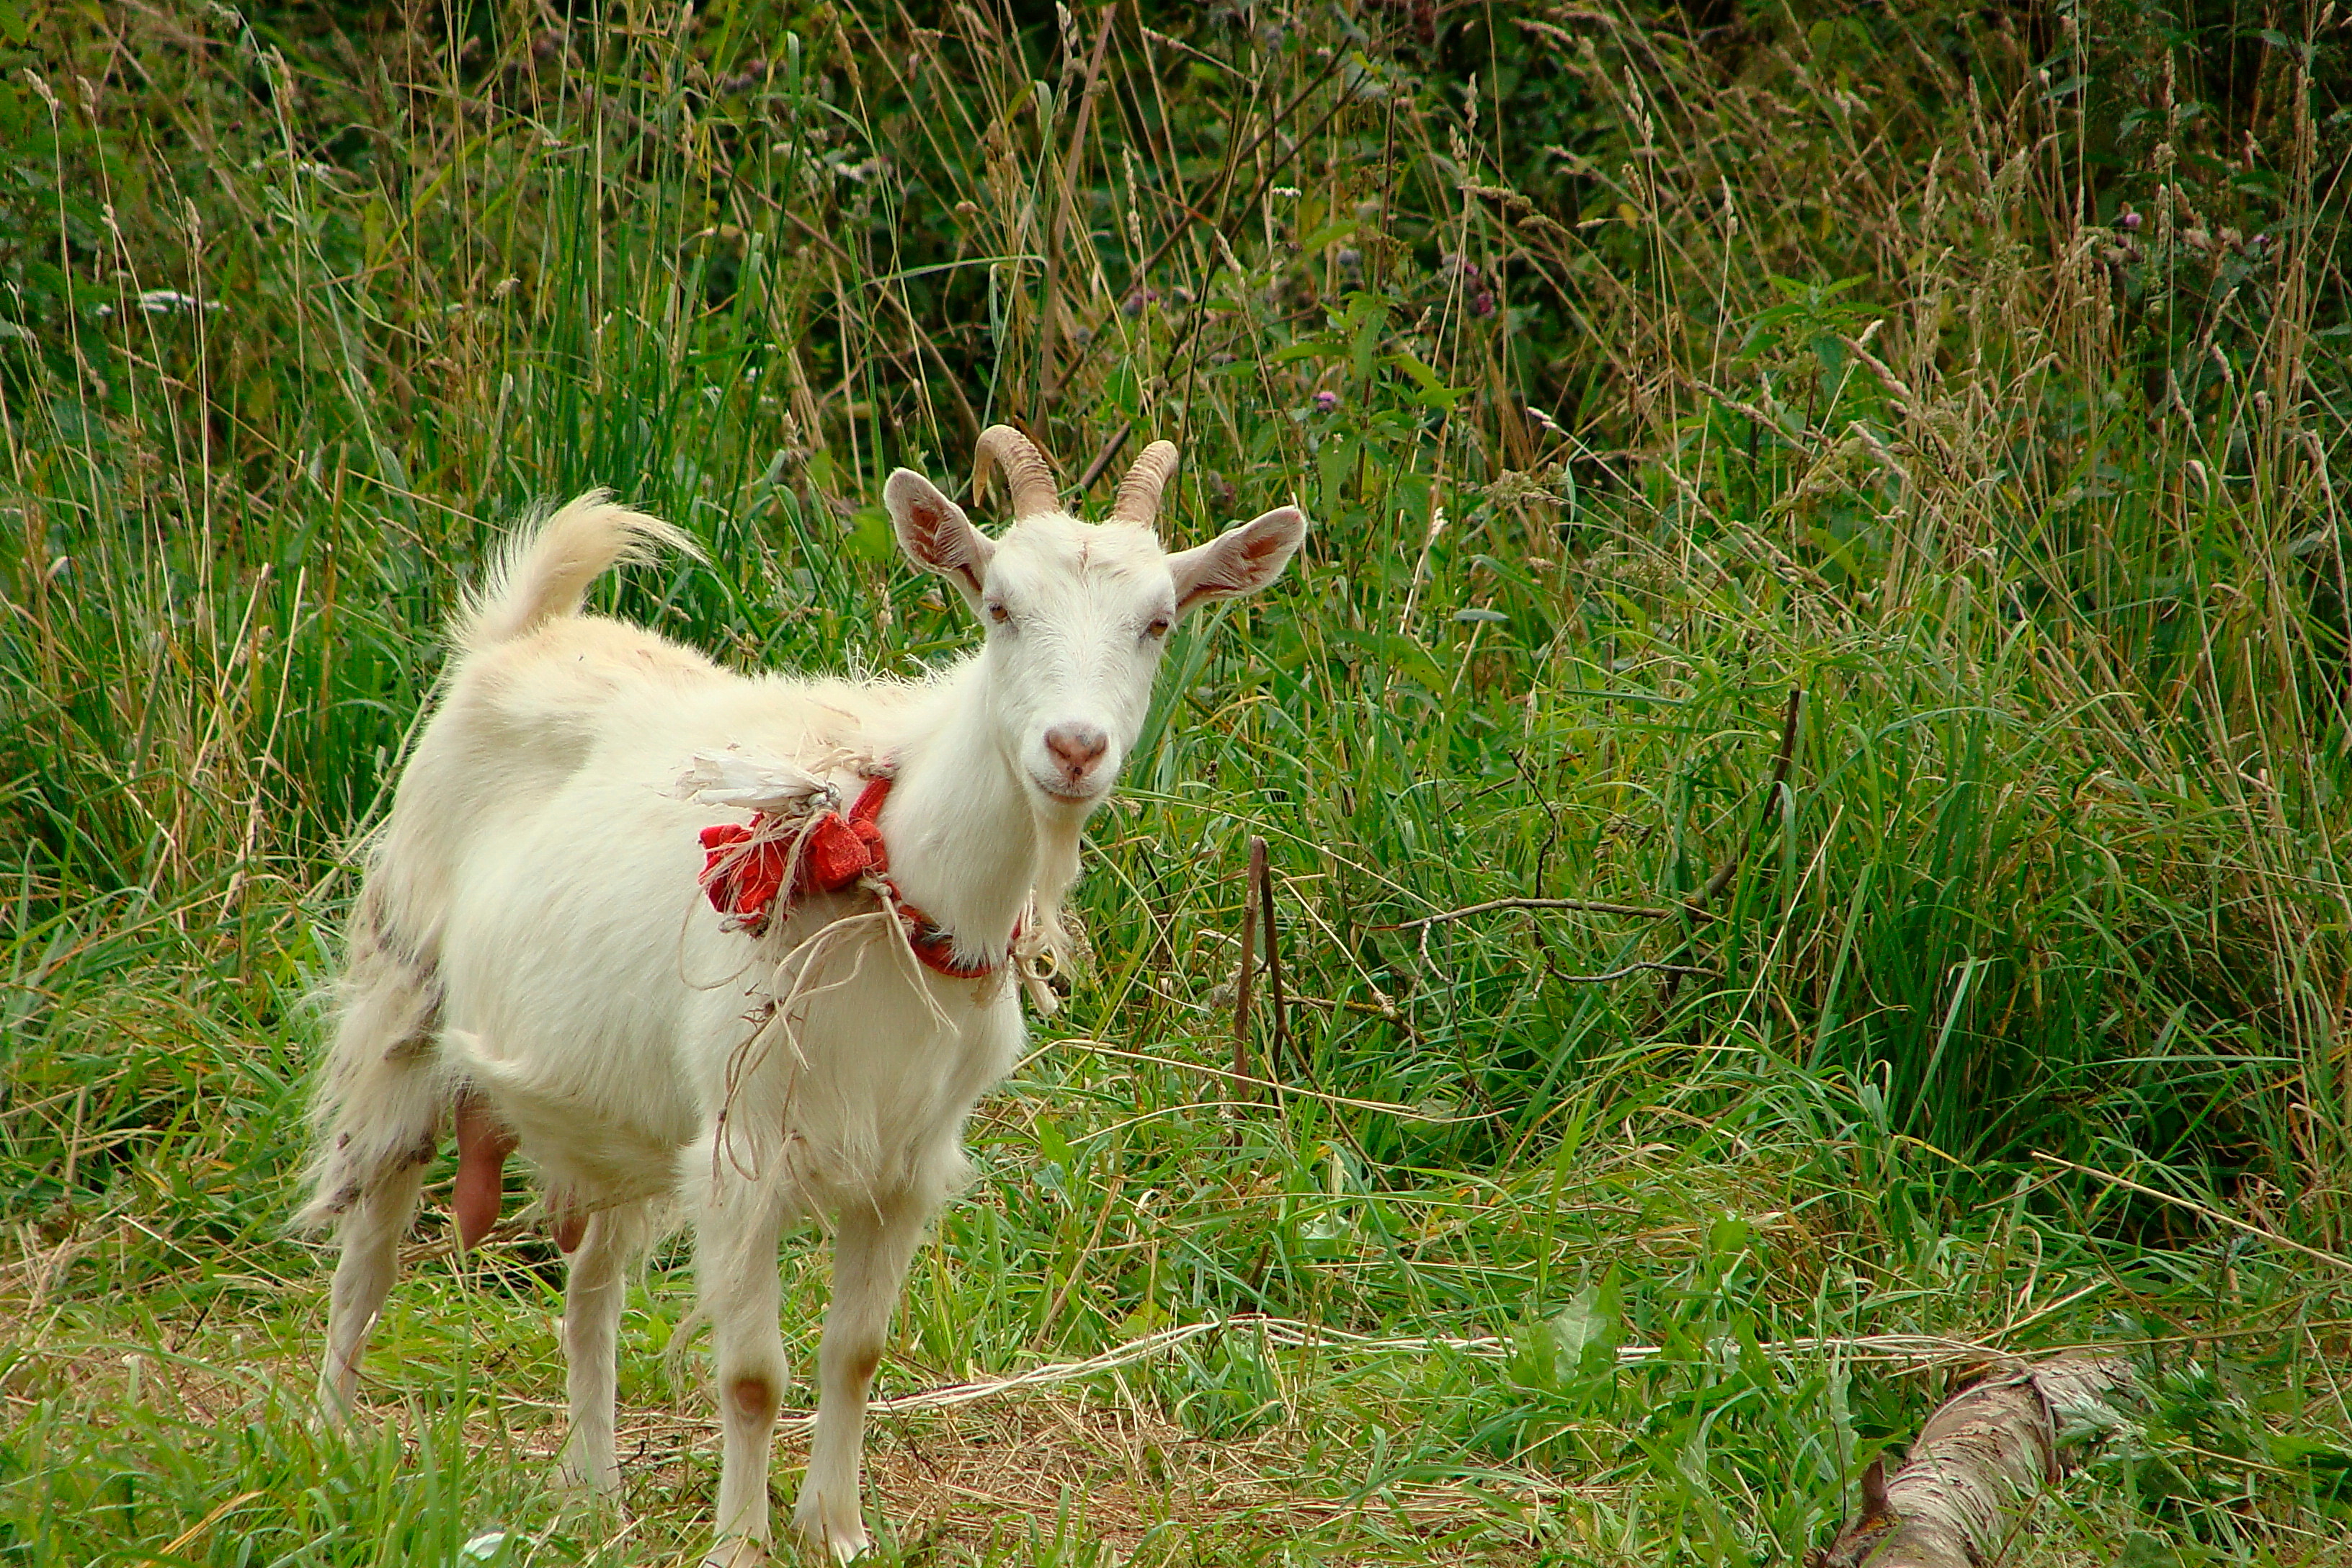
[1298,218,1358,251]
[1387,350,1466,412]
[847,505,894,562]
[1548,1275,1622,1376]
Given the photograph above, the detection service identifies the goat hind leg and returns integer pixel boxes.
[558,1203,644,1496]
[792,1190,930,1562]
[316,1157,429,1422]
[304,893,445,1424]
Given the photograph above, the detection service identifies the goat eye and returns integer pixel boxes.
[1144,615,1172,640]
[986,602,1011,625]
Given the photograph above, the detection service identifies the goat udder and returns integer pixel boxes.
[453,1096,518,1250]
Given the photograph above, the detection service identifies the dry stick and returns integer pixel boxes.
[1157,90,1358,387]
[1074,423,1131,494]
[1141,55,1346,284]
[1038,1168,1126,1334]
[1232,839,1259,1095]
[1253,834,1289,1068]
[1278,993,1398,1019]
[1655,685,1804,1015]
[1698,685,1807,909]
[1100,1,1407,317]
[156,1491,266,1558]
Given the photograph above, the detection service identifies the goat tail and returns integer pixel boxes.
[460,489,705,651]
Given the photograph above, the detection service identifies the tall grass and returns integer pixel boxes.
[4,1,2351,1563]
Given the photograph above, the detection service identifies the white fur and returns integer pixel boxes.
[297,473,1306,1563]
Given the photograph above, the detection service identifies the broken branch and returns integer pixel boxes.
[1233,837,1259,1092]
[1814,1355,2135,1568]
[1254,835,1290,1066]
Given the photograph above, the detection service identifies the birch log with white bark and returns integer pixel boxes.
[1812,1355,2136,1568]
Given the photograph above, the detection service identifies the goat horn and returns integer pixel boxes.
[1108,440,1181,527]
[971,424,1060,518]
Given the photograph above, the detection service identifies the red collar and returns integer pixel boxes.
[698,775,1005,979]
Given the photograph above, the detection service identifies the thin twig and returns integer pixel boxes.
[1282,994,1403,1019]
[1386,896,1680,929]
[1038,1170,1126,1332]
[1049,1036,1502,1123]
[1655,685,1804,1016]
[1232,841,1258,1092]
[1075,423,1131,493]
[1546,959,1714,984]
[1693,685,1805,910]
[1252,835,1289,1066]
[157,1491,266,1557]
[633,1316,2078,1437]
[1394,693,1802,949]
[1057,45,1358,392]
[2033,1152,2352,1273]
[1036,8,1119,419]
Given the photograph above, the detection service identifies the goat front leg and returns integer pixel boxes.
[697,1179,788,1568]
[793,1190,930,1562]
[316,1157,429,1422]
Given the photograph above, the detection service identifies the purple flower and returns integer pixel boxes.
[1313,389,1340,414]
[1471,290,1496,318]
[2120,208,2144,232]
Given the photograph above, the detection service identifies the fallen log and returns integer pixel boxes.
[1812,1355,2136,1568]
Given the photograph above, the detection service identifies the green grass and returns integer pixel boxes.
[5,1,2352,1563]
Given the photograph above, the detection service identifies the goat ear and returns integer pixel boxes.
[886,468,995,600]
[1167,505,1308,617]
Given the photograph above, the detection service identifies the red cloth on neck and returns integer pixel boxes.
[698,776,893,920]
[696,778,1002,979]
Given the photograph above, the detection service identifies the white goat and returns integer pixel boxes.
[295,427,1306,1564]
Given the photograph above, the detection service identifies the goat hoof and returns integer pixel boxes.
[790,1501,870,1562]
[554,1457,622,1499]
[699,1538,768,1568]
[555,1432,622,1499]
[309,1382,366,1439]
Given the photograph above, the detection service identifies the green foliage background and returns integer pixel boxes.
[4,1,2351,1563]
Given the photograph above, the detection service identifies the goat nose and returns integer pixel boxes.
[1044,723,1110,778]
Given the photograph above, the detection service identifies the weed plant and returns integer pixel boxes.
[4,1,2351,1564]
